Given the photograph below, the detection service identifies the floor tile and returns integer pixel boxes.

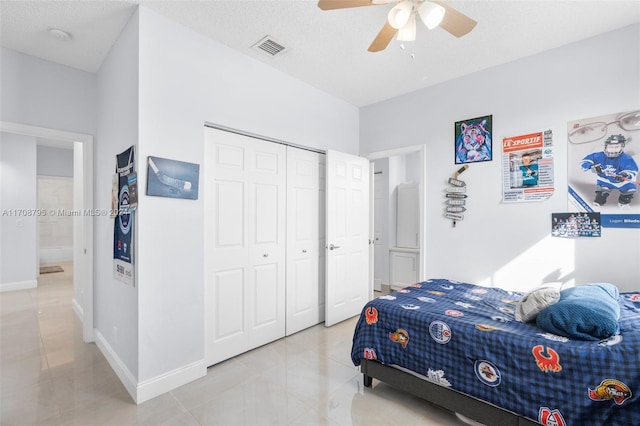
[1,262,476,425]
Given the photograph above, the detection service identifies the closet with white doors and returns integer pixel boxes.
[204,127,337,366]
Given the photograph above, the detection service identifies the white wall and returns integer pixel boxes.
[93,6,361,402]
[0,133,38,290]
[0,48,97,136]
[2,4,360,403]
[360,24,640,292]
[95,8,140,385]
[37,145,73,177]
[0,47,97,304]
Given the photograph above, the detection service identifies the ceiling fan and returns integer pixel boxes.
[317,0,477,52]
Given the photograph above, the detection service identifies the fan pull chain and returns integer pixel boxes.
[399,42,416,60]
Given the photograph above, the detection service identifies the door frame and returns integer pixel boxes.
[1,121,95,342]
[363,145,427,285]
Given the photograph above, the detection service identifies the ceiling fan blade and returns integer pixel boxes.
[317,0,376,10]
[368,21,398,52]
[432,0,477,37]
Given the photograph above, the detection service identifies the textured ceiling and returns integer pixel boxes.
[1,1,640,107]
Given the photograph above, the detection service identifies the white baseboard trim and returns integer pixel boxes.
[71,298,84,322]
[1,279,37,292]
[136,358,207,404]
[94,329,207,405]
[93,329,138,402]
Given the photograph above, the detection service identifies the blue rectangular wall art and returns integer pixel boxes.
[146,156,200,200]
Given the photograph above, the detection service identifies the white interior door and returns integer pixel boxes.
[325,150,370,327]
[204,128,286,366]
[286,147,325,335]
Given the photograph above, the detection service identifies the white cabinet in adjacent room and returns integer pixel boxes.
[389,247,419,289]
[396,183,419,249]
[391,182,419,289]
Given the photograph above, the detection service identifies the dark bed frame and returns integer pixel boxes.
[360,358,541,426]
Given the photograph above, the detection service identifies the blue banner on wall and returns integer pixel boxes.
[114,146,135,286]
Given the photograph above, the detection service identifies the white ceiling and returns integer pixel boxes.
[1,1,639,107]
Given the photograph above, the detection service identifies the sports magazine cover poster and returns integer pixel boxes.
[567,110,640,228]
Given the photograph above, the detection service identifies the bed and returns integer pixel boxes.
[350,279,640,426]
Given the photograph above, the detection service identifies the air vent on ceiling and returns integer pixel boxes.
[251,36,287,57]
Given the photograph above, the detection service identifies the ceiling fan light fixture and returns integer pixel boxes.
[397,13,416,41]
[387,0,413,29]
[418,1,446,29]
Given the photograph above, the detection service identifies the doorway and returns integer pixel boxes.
[0,121,94,342]
[37,175,74,272]
[365,145,426,293]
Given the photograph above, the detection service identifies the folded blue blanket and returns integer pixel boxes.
[536,283,620,341]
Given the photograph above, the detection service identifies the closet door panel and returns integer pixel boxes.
[248,141,286,347]
[205,128,286,366]
[252,263,279,327]
[253,184,279,244]
[215,180,244,247]
[214,268,245,339]
[292,258,313,312]
[286,147,324,336]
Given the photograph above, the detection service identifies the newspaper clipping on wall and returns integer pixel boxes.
[502,130,554,203]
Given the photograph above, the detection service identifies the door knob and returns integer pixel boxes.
[329,244,341,250]
[263,253,269,257]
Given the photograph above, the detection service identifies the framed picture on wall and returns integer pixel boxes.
[146,156,200,200]
[551,212,601,238]
[455,115,493,164]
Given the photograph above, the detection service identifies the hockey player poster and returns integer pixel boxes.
[502,130,554,203]
[567,110,640,228]
[114,146,135,286]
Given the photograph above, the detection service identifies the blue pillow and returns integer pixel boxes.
[536,283,620,341]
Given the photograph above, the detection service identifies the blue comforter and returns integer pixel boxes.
[536,283,620,341]
[351,279,640,426]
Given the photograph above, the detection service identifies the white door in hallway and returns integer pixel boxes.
[285,147,325,335]
[204,129,286,366]
[325,150,370,327]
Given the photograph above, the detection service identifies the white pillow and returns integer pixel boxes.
[515,284,561,322]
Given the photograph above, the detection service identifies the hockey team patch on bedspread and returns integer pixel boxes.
[350,279,640,426]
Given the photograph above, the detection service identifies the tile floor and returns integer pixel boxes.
[1,262,471,425]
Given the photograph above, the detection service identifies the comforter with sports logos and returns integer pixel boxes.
[350,279,640,426]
